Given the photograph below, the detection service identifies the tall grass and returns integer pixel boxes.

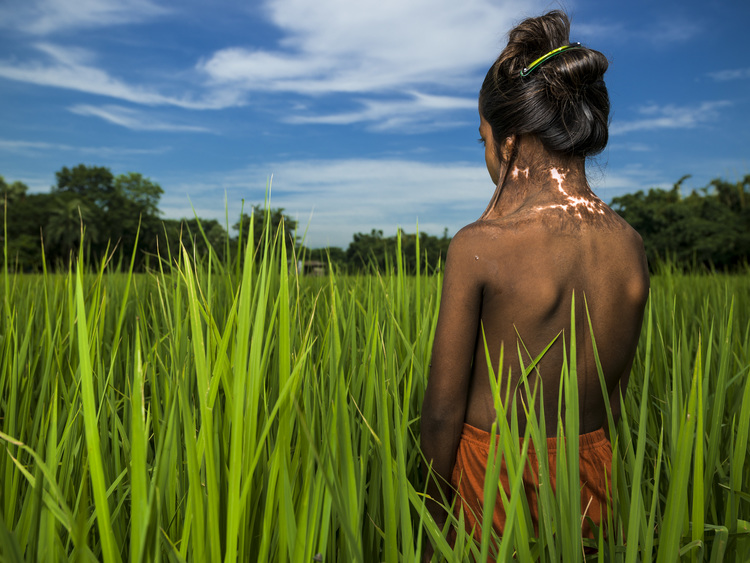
[1,221,749,561]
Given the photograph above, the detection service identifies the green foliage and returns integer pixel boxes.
[1,165,223,272]
[343,228,450,273]
[113,172,163,217]
[299,245,348,267]
[0,176,28,206]
[54,164,115,206]
[1,166,315,274]
[1,219,750,561]
[233,204,298,258]
[612,174,750,270]
[1,165,169,270]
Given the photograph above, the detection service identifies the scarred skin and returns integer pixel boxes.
[420,115,650,539]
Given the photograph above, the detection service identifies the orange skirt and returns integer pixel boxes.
[450,423,611,542]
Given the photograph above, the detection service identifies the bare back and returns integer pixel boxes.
[424,160,649,438]
[462,208,648,435]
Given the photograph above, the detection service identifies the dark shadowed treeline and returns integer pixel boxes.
[0,165,299,272]
[612,174,750,270]
[1,164,449,274]
[301,228,451,274]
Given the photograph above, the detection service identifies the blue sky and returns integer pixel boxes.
[1,0,748,248]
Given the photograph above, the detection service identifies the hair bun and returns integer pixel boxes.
[480,11,610,157]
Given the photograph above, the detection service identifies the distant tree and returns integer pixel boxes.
[46,196,98,259]
[346,229,388,271]
[344,228,450,273]
[156,218,229,265]
[114,172,163,217]
[0,176,28,207]
[55,165,115,208]
[1,191,56,270]
[398,229,451,273]
[709,176,749,214]
[51,165,116,261]
[46,165,168,268]
[1,177,42,269]
[233,206,298,257]
[2,167,210,271]
[108,173,164,266]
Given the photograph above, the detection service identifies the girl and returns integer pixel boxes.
[421,9,649,555]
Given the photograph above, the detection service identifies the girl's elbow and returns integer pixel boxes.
[420,408,463,444]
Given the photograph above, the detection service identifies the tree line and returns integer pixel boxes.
[2,165,748,273]
[611,174,750,270]
[0,164,450,273]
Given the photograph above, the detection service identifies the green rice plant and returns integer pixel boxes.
[0,215,749,561]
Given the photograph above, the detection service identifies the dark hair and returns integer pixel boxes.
[479,10,609,158]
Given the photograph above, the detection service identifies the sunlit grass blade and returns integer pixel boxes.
[625,297,653,562]
[656,344,700,563]
[74,260,121,563]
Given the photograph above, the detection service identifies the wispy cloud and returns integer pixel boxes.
[285,92,476,131]
[0,0,168,35]
[69,104,212,132]
[0,43,243,109]
[610,101,731,135]
[573,22,625,42]
[574,18,700,46]
[708,67,750,81]
[0,137,171,156]
[646,20,701,44]
[607,142,652,152]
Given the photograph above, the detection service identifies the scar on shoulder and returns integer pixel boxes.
[550,167,567,194]
[533,167,607,217]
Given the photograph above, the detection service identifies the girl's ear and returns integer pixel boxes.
[500,134,517,163]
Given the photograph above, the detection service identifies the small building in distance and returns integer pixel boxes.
[296,260,327,276]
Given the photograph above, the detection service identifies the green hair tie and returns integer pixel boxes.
[520,42,582,77]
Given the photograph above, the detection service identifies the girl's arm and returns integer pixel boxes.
[421,227,484,530]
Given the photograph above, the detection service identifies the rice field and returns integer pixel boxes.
[1,222,749,562]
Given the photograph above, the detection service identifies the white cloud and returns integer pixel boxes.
[194,0,551,128]
[0,43,243,109]
[0,0,167,35]
[285,92,476,130]
[0,137,171,156]
[709,68,750,81]
[0,0,546,128]
[610,101,731,135]
[198,0,544,96]
[69,104,212,132]
[589,166,670,196]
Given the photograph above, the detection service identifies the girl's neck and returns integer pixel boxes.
[482,135,604,219]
